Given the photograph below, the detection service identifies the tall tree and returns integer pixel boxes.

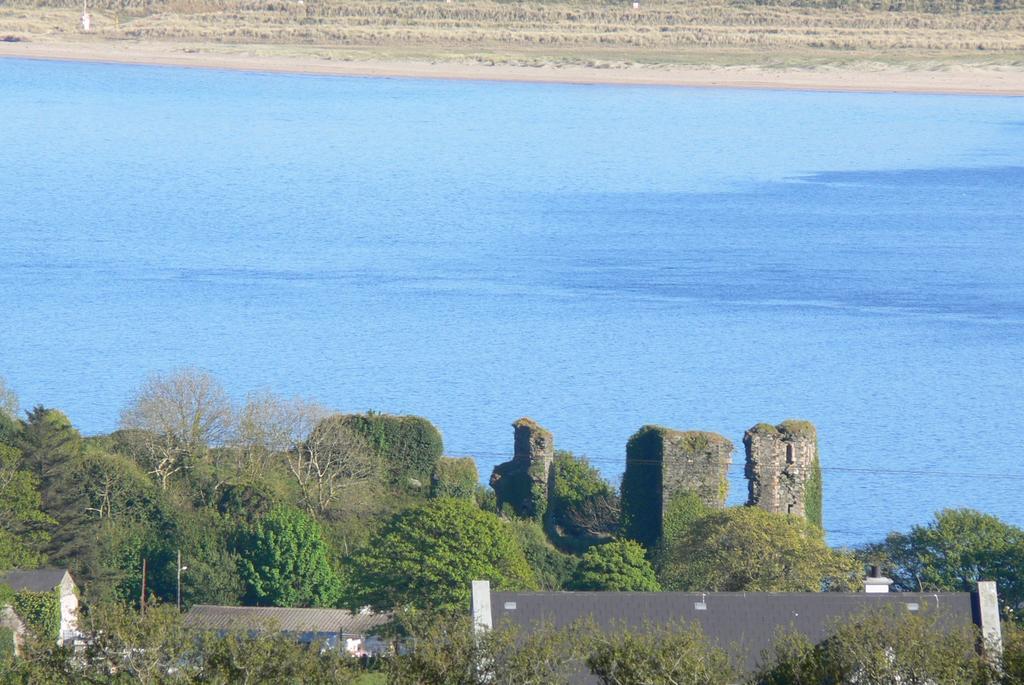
[345,498,537,612]
[658,506,858,592]
[862,508,1024,616]
[119,368,233,489]
[0,444,53,570]
[569,539,660,592]
[231,391,314,480]
[19,406,83,490]
[236,506,342,607]
[288,414,380,516]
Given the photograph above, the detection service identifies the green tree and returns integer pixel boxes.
[345,498,537,612]
[147,508,245,608]
[545,451,619,551]
[658,506,858,592]
[18,407,83,499]
[507,518,577,591]
[862,508,1024,617]
[196,631,363,684]
[236,506,342,607]
[586,621,737,685]
[388,613,587,685]
[0,444,53,570]
[570,539,660,592]
[753,606,994,685]
[1004,622,1024,684]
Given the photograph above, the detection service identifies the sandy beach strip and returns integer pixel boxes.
[2,40,1023,96]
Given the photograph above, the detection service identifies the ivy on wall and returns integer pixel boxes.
[12,589,60,642]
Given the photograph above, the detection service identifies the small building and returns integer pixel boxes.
[183,605,392,656]
[0,568,80,652]
[470,573,1001,680]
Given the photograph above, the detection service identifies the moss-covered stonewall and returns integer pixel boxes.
[622,425,733,550]
[337,412,443,491]
[621,425,667,550]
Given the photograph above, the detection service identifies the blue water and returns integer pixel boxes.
[1,57,1022,547]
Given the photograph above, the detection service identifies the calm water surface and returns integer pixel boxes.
[1,58,1022,547]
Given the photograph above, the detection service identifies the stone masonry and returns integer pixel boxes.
[743,420,818,519]
[489,418,555,520]
[621,425,733,547]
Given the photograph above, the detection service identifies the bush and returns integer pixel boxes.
[1003,622,1024,684]
[507,519,577,591]
[570,539,660,592]
[430,457,478,500]
[587,620,736,685]
[0,626,14,662]
[335,413,443,491]
[752,605,994,684]
[545,451,619,551]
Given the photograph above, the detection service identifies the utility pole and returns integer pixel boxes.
[140,558,147,615]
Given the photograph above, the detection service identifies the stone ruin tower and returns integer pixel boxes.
[620,425,733,549]
[489,417,555,520]
[743,420,822,528]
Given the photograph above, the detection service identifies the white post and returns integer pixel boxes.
[471,580,492,634]
[976,581,1002,659]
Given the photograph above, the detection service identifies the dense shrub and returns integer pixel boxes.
[507,519,577,591]
[0,626,14,662]
[430,457,478,500]
[570,539,660,592]
[753,606,994,684]
[587,621,736,685]
[335,413,443,491]
[545,451,619,551]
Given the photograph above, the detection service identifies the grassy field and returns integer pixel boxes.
[1,0,1022,68]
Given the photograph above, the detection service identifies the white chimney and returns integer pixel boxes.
[864,565,893,593]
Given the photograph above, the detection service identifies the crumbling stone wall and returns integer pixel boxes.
[621,425,733,549]
[489,418,554,520]
[743,420,822,528]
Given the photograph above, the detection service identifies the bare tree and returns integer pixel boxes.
[287,414,380,516]
[0,375,18,421]
[232,392,322,480]
[119,368,233,489]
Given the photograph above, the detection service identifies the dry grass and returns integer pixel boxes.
[1,0,1023,67]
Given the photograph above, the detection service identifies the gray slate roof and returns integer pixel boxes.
[184,605,392,636]
[0,568,70,593]
[491,590,977,674]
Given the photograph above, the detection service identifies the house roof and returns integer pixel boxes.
[183,605,392,636]
[490,590,976,674]
[0,568,71,593]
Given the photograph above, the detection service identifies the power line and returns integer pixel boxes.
[448,450,1024,482]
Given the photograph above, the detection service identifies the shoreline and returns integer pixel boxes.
[2,40,1024,95]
